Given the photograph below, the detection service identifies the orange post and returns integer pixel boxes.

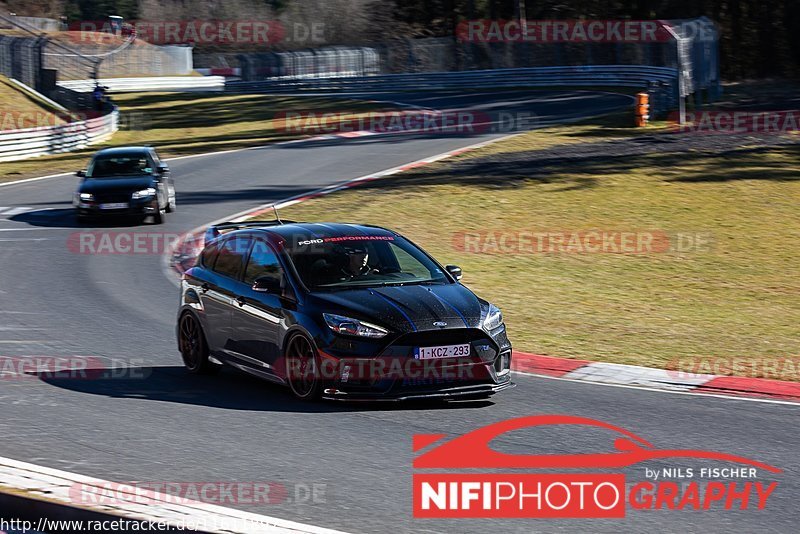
[635,92,650,127]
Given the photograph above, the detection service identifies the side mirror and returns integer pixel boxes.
[445,265,462,281]
[252,275,281,293]
[76,170,86,178]
[156,165,168,175]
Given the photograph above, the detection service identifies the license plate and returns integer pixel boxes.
[99,202,128,210]
[415,343,471,360]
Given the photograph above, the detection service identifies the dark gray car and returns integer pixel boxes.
[73,146,175,224]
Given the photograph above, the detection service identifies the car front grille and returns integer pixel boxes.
[94,192,131,203]
[392,328,490,347]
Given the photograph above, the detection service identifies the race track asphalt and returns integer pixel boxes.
[0,90,796,533]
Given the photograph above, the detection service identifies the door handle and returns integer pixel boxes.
[200,283,210,293]
[235,296,246,307]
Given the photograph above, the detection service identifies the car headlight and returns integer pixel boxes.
[78,192,94,201]
[324,313,388,338]
[131,188,157,200]
[483,303,504,330]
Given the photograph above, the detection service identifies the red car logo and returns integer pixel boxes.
[413,415,781,472]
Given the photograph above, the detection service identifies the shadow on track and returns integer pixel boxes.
[10,209,147,229]
[30,365,495,413]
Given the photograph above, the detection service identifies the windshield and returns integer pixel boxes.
[87,153,153,178]
[285,235,450,290]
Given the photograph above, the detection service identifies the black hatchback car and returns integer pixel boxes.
[177,221,513,401]
[73,146,175,224]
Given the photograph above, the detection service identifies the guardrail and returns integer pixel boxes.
[0,108,118,163]
[227,65,680,114]
[228,65,678,91]
[58,76,225,93]
[54,67,677,113]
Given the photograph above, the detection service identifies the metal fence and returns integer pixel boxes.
[238,47,381,81]
[229,65,679,115]
[1,13,193,88]
[235,17,718,113]
[0,36,44,89]
[45,42,193,80]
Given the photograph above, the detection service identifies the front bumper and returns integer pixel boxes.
[321,379,515,402]
[316,327,513,401]
[75,199,158,218]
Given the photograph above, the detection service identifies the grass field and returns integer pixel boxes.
[262,119,800,380]
[0,91,388,182]
[0,75,67,128]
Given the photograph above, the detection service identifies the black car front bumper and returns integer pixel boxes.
[321,378,515,401]
[75,198,159,218]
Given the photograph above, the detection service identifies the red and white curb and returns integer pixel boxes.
[0,457,348,534]
[512,352,800,404]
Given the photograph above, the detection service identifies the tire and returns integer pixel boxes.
[284,333,322,401]
[165,185,176,213]
[152,203,165,224]
[178,313,219,374]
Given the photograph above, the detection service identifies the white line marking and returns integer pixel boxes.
[511,370,800,407]
[1,207,30,217]
[0,172,73,188]
[0,238,49,242]
[0,456,349,534]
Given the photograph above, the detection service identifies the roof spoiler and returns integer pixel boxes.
[203,220,296,244]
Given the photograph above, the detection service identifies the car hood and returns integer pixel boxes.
[310,283,486,332]
[78,176,156,194]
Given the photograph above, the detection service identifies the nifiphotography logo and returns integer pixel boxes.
[412,415,781,518]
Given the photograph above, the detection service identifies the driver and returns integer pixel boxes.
[339,244,374,277]
[309,243,380,285]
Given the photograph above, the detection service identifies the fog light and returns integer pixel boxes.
[495,352,511,375]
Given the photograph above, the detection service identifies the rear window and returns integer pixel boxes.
[213,236,251,279]
[200,241,220,268]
